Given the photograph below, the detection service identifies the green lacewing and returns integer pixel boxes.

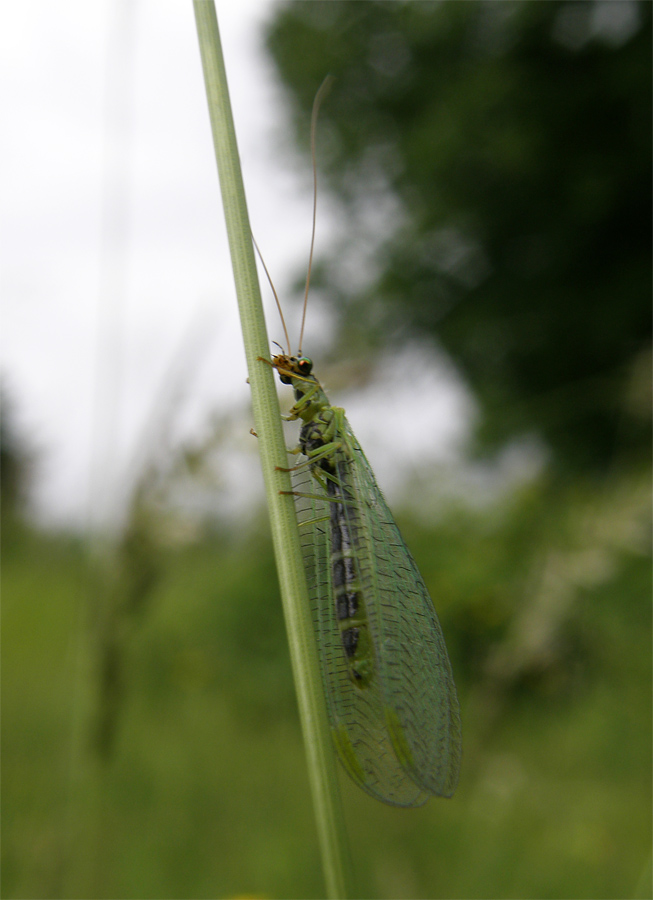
[260,78,461,806]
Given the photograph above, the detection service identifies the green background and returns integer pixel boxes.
[3,2,651,898]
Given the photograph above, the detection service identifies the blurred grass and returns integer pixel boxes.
[2,468,651,899]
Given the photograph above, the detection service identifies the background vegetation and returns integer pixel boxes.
[3,2,651,898]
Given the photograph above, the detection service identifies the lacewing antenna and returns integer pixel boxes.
[298,74,335,357]
[252,233,292,355]
[254,75,334,358]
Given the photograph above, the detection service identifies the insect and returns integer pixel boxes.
[258,78,461,807]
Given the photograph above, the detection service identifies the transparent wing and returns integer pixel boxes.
[292,461,426,806]
[291,416,461,806]
[342,417,462,798]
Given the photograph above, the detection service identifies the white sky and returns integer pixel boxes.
[2,0,475,531]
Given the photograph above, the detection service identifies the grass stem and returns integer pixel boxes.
[192,4,351,897]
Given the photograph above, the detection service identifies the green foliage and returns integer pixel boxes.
[3,462,650,898]
[265,0,652,472]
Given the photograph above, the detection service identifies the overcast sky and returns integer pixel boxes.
[2,0,474,531]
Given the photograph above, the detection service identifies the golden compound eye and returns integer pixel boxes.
[297,357,313,376]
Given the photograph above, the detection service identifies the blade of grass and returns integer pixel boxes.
[192,4,351,897]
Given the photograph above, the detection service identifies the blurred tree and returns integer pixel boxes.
[265,0,651,473]
[0,387,32,529]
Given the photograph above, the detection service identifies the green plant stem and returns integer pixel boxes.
[192,4,351,898]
